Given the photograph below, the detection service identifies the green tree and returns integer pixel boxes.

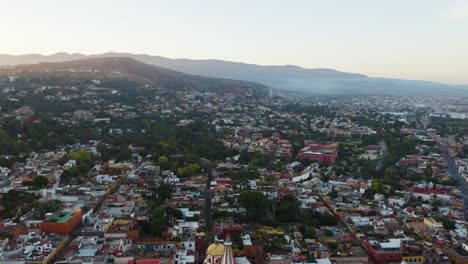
[0,129,12,154]
[304,228,317,238]
[149,207,166,235]
[115,148,131,162]
[328,188,338,199]
[234,165,260,182]
[239,191,271,223]
[371,179,383,193]
[431,200,442,212]
[318,213,338,226]
[31,200,47,212]
[68,150,92,164]
[157,183,173,204]
[60,166,85,185]
[32,176,49,189]
[158,155,170,170]
[424,166,433,179]
[177,164,201,177]
[436,216,456,230]
[274,195,300,222]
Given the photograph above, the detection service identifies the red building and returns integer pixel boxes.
[297,142,338,165]
[244,245,268,264]
[362,239,403,264]
[368,145,381,151]
[217,226,242,239]
[398,155,422,167]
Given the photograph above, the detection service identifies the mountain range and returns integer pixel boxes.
[0,57,269,95]
[1,52,467,97]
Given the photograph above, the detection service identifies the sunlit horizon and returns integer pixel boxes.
[1,0,468,84]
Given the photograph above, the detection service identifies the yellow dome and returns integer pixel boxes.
[206,243,225,256]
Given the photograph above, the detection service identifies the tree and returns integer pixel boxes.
[424,166,433,179]
[0,129,12,154]
[177,164,201,177]
[68,150,92,165]
[238,149,251,164]
[0,190,37,219]
[158,155,170,170]
[363,188,375,199]
[234,165,260,182]
[239,191,271,223]
[115,148,131,162]
[431,200,442,212]
[318,213,338,226]
[328,188,338,199]
[436,216,456,230]
[304,228,317,238]
[32,176,49,189]
[165,207,183,220]
[157,182,173,204]
[60,167,80,184]
[97,143,120,161]
[371,179,383,193]
[149,207,166,235]
[31,200,47,212]
[274,195,300,223]
[362,134,379,146]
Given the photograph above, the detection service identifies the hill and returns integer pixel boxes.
[0,57,269,95]
[1,52,468,97]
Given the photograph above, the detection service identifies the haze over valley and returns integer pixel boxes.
[1,52,467,97]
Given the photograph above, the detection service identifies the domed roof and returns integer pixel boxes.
[206,242,225,256]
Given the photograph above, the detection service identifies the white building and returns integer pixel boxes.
[96,174,116,183]
[350,216,370,226]
[64,160,77,169]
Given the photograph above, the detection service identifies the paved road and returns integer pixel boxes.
[440,146,468,221]
[376,140,387,171]
[319,194,374,262]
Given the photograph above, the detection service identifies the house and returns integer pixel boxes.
[64,160,77,169]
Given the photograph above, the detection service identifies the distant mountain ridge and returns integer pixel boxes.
[1,52,467,97]
[0,57,269,95]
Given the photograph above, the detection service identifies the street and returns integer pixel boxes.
[376,140,387,171]
[440,146,468,221]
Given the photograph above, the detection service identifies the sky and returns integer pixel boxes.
[1,0,468,84]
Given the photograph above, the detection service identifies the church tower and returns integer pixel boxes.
[204,239,224,264]
[221,235,235,264]
[204,235,236,264]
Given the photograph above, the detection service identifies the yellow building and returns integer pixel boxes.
[423,218,443,228]
[258,227,285,236]
[402,255,425,264]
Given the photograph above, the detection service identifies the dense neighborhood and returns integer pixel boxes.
[0,60,467,264]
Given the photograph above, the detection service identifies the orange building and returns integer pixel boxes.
[40,209,83,235]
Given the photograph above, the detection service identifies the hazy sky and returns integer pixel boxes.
[1,0,468,84]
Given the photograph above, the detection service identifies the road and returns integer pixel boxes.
[440,146,468,221]
[319,194,374,262]
[376,140,387,171]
